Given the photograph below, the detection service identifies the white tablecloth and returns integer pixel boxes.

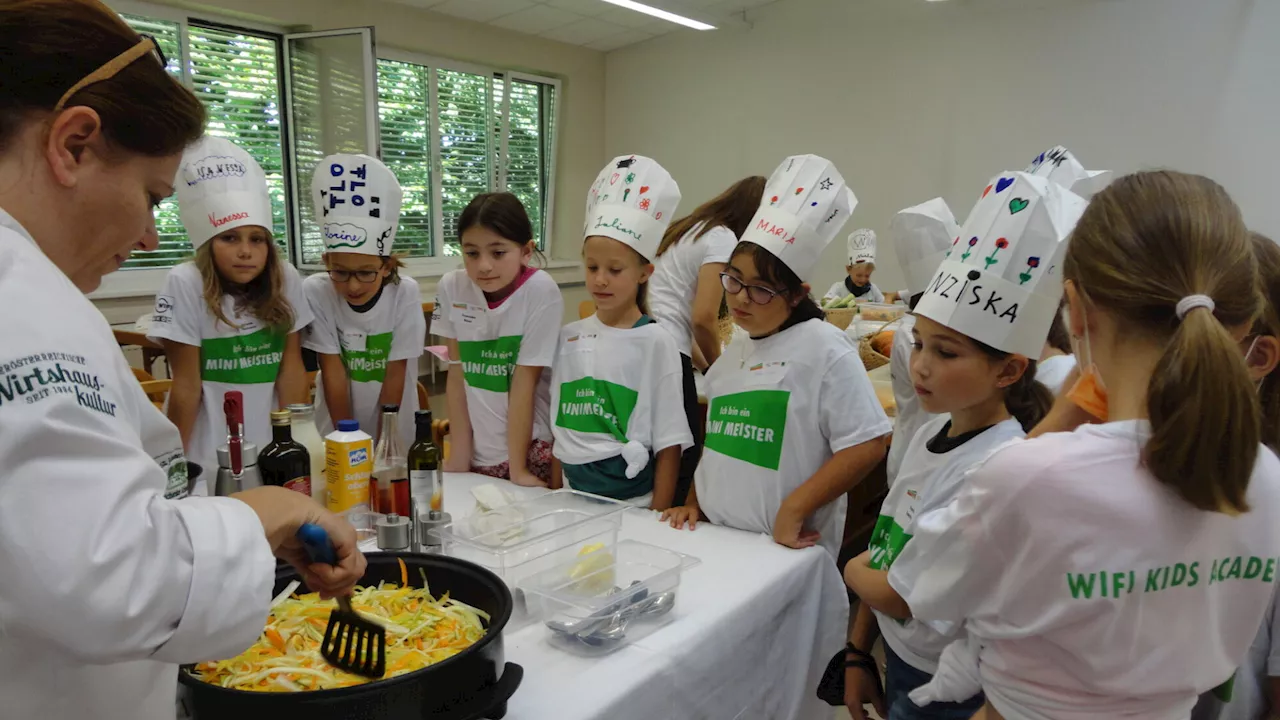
[416,473,849,720]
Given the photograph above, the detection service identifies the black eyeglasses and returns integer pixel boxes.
[139,34,170,70]
[328,269,381,284]
[720,273,782,306]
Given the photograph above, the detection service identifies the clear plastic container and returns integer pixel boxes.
[519,540,701,655]
[858,302,907,323]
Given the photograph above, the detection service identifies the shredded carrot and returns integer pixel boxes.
[265,629,286,653]
[399,557,408,587]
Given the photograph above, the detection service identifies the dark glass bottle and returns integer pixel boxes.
[260,410,312,496]
[408,410,443,512]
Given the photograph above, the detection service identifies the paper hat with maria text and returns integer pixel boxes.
[739,154,858,282]
[892,198,961,298]
[914,172,1087,358]
[176,136,273,248]
[847,229,877,266]
[584,154,680,261]
[1024,145,1112,198]
[312,154,403,257]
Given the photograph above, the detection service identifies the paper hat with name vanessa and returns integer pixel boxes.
[739,154,858,282]
[1024,145,1112,198]
[176,136,273,248]
[848,229,876,266]
[892,198,961,298]
[312,153,402,256]
[584,154,680,261]
[914,172,1088,358]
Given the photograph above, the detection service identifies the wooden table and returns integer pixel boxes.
[112,328,166,377]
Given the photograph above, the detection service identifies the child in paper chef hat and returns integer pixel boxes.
[147,136,312,492]
[662,154,891,557]
[842,171,1081,720]
[824,228,885,305]
[301,154,425,454]
[548,155,693,509]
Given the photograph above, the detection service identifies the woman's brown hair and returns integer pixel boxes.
[656,176,767,257]
[457,192,545,265]
[196,240,295,333]
[1250,232,1280,450]
[1064,170,1262,514]
[728,241,824,333]
[0,0,205,156]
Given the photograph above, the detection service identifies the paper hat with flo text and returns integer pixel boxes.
[892,198,961,298]
[913,172,1088,358]
[311,154,403,257]
[847,229,877,266]
[739,154,858,282]
[584,154,681,261]
[176,136,274,248]
[1024,145,1112,198]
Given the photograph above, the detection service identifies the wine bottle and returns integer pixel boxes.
[260,410,311,496]
[408,409,443,512]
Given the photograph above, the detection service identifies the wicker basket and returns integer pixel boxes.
[824,307,857,331]
[857,319,896,372]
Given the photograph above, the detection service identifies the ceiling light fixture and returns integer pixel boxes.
[599,0,717,30]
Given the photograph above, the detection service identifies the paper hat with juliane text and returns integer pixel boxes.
[583,154,681,261]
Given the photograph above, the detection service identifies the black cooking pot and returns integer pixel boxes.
[179,552,521,720]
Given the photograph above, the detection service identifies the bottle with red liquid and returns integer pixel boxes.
[260,410,312,496]
[371,404,409,516]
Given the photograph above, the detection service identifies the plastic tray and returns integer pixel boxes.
[518,540,701,656]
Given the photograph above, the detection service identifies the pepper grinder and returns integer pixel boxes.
[375,513,412,552]
[415,506,452,554]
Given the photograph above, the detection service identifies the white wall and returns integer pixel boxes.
[604,0,1280,296]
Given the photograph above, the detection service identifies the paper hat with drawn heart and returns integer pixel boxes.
[892,198,961,297]
[1024,145,1112,198]
[847,229,877,266]
[176,136,274,248]
[739,154,858,282]
[914,172,1088,358]
[311,153,402,256]
[584,154,681,261]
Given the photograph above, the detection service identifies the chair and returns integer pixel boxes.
[578,300,594,320]
[306,370,319,404]
[417,381,429,411]
[114,328,167,376]
[130,367,170,410]
[432,419,450,460]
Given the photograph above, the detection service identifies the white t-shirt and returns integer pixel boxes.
[695,318,892,558]
[824,279,884,304]
[1191,589,1280,720]
[302,274,425,450]
[430,269,563,467]
[551,314,693,464]
[1037,353,1077,395]
[147,262,312,491]
[895,421,1280,720]
[873,415,1025,673]
[649,223,738,357]
[885,314,940,485]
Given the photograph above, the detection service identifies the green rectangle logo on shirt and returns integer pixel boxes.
[201,326,285,384]
[704,389,789,470]
[867,514,912,571]
[343,331,394,383]
[458,335,522,393]
[556,376,638,442]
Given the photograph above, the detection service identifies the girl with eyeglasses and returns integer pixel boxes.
[149,136,312,486]
[302,154,425,452]
[662,155,890,559]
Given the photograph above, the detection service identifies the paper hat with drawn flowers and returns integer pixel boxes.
[1024,145,1112,198]
[739,154,858,282]
[584,154,681,261]
[176,136,274,248]
[311,153,403,256]
[847,229,877,265]
[913,171,1088,358]
[891,198,961,297]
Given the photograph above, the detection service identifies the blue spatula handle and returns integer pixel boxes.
[296,523,337,565]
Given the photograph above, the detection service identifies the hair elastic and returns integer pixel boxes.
[1175,294,1216,321]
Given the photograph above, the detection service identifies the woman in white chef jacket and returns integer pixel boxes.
[147,136,311,487]
[302,154,425,451]
[0,5,364,719]
[662,155,891,557]
[895,171,1280,720]
[551,156,693,510]
[648,174,766,504]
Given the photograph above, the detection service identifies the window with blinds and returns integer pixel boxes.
[377,60,433,257]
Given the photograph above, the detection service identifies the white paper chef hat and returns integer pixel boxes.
[914,172,1088,358]
[739,154,858,282]
[176,136,273,248]
[847,229,877,266]
[584,154,680,261]
[892,198,961,298]
[1024,145,1113,198]
[311,154,403,257]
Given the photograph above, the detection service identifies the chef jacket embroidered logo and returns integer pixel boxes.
[556,377,638,443]
[200,327,286,384]
[0,352,117,417]
[704,389,789,470]
[458,335,522,393]
[342,331,394,383]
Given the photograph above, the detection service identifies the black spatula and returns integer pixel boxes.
[296,523,386,679]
